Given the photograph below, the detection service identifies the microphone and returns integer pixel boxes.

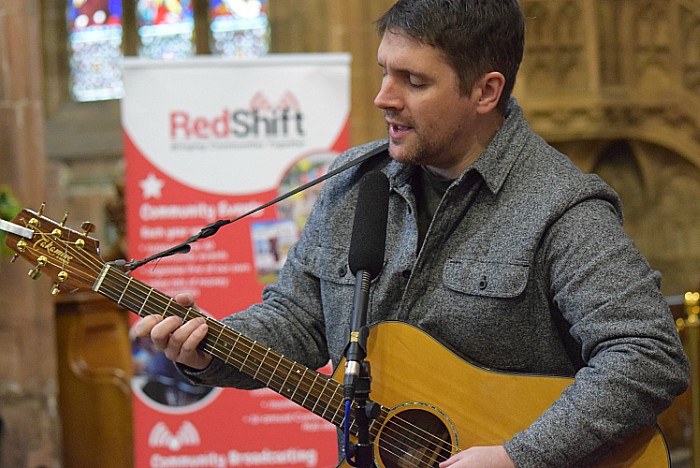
[343,171,390,400]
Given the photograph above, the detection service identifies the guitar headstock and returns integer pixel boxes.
[3,205,106,295]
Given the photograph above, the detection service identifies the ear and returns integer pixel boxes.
[474,72,505,114]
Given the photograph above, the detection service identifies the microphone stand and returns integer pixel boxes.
[352,361,379,468]
[343,170,389,467]
[343,271,377,468]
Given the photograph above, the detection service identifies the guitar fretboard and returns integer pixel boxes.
[93,264,386,435]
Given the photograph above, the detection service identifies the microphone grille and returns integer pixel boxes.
[348,171,390,279]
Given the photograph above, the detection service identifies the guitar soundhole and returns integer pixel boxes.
[376,406,454,468]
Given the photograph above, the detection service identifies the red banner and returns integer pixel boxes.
[122,55,350,468]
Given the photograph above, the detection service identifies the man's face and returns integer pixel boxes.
[375,29,483,175]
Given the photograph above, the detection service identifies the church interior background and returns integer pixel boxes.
[1,0,699,466]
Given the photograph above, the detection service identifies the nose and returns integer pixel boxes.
[374,76,401,111]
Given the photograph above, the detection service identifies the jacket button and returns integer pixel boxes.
[478,276,487,290]
[338,266,347,277]
[402,269,411,279]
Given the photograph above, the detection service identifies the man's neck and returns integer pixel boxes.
[426,111,505,179]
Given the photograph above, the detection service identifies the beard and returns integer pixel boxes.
[386,121,449,169]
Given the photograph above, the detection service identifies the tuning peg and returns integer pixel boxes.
[28,265,42,280]
[51,271,69,296]
[28,255,48,280]
[10,254,18,263]
[52,213,69,237]
[37,203,46,217]
[81,221,95,236]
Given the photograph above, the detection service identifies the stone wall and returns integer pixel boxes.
[0,1,61,467]
[515,0,700,295]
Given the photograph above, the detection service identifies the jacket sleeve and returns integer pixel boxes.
[177,190,337,390]
[177,141,388,389]
[504,196,690,467]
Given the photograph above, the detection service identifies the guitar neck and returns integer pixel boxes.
[93,264,348,428]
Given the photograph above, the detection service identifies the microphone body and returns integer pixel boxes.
[343,171,390,399]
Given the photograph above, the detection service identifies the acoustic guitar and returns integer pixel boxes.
[3,206,670,467]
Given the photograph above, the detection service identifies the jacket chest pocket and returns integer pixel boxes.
[302,244,357,363]
[442,258,529,298]
[418,257,534,371]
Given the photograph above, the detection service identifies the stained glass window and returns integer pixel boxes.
[209,0,269,58]
[67,0,124,101]
[136,0,195,59]
[66,1,271,103]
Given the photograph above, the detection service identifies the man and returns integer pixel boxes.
[133,0,690,466]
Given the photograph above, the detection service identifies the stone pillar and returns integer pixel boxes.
[0,1,62,467]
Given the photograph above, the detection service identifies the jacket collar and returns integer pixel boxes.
[469,98,530,195]
[383,97,530,195]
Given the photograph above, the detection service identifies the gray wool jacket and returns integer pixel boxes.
[183,100,689,467]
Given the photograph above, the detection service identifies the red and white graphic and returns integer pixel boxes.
[149,421,201,451]
[123,54,350,467]
[139,173,165,199]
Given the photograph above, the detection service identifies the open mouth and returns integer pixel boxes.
[389,122,413,138]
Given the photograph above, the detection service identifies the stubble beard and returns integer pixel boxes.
[389,139,424,166]
[387,123,448,170]
[386,119,424,167]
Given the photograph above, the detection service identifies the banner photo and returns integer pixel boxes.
[122,54,351,468]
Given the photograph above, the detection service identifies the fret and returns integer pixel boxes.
[279,362,294,396]
[225,334,241,366]
[330,392,343,424]
[117,276,133,306]
[209,320,225,351]
[138,288,153,316]
[288,365,306,403]
[183,307,194,321]
[239,340,257,373]
[301,373,320,409]
[320,380,334,421]
[340,409,348,431]
[266,353,283,388]
[163,298,172,317]
[311,376,331,417]
[253,348,271,380]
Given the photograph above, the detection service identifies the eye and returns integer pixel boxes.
[408,75,427,88]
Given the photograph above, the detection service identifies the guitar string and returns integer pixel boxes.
[99,270,454,465]
[71,246,452,467]
[21,218,453,458]
[18,219,668,467]
[95,272,449,467]
[96,271,453,465]
[30,234,453,466]
[40,236,452,467]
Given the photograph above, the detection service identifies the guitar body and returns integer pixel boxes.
[331,321,669,468]
[3,208,669,468]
